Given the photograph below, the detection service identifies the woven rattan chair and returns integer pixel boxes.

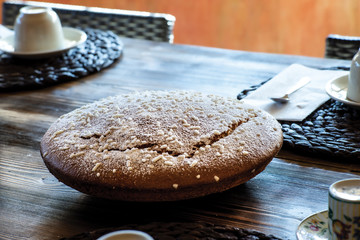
[325,34,360,60]
[2,0,175,42]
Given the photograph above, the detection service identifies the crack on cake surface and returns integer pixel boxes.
[106,143,184,157]
[81,117,250,159]
[187,117,249,157]
[80,133,102,139]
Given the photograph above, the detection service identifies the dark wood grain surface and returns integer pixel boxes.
[1,38,359,240]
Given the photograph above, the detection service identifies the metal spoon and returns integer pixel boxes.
[270,76,311,103]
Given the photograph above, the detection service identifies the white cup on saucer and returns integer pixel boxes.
[14,6,65,53]
[347,50,360,102]
[328,178,360,240]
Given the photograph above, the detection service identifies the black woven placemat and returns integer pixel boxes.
[237,77,360,161]
[60,222,283,240]
[0,28,123,92]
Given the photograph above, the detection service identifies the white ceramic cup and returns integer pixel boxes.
[14,6,65,52]
[347,50,360,102]
[97,230,154,240]
[328,178,360,240]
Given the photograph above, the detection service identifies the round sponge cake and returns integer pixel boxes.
[40,91,282,201]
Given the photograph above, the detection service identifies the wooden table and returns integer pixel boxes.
[1,38,359,240]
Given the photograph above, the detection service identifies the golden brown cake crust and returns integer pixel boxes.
[40,91,283,201]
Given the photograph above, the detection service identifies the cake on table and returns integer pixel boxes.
[40,91,282,201]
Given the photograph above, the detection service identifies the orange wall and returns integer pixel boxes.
[1,0,360,57]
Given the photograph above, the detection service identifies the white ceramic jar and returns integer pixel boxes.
[14,6,64,52]
[347,49,360,102]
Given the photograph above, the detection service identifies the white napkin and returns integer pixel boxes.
[242,64,348,121]
[0,25,13,39]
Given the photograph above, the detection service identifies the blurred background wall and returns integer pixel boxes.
[1,0,360,58]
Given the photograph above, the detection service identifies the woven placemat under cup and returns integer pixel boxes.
[237,78,360,161]
[0,28,123,92]
[60,222,283,240]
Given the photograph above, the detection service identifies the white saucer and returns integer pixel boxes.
[325,74,360,108]
[296,210,328,240]
[0,27,87,59]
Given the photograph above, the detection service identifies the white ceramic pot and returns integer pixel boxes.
[347,49,360,102]
[14,6,64,52]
